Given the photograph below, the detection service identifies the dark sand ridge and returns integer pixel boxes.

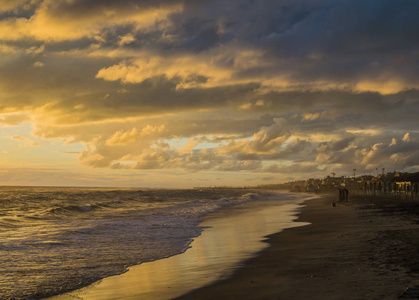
[177,194,419,300]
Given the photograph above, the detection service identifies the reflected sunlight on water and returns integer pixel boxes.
[49,201,310,300]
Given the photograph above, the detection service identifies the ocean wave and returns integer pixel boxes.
[0,187,300,300]
[47,204,96,215]
[0,218,24,228]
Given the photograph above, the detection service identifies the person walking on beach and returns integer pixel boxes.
[343,188,349,202]
[337,187,343,202]
[336,187,348,202]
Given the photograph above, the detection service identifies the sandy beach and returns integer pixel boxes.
[177,194,419,300]
[46,194,310,300]
[44,192,419,300]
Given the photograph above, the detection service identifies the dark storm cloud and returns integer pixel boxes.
[4,0,415,90]
[149,0,419,85]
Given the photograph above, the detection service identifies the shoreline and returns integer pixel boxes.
[47,194,309,300]
[177,194,419,299]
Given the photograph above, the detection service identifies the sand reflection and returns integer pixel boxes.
[49,202,309,300]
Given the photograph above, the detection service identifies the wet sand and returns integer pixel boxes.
[47,199,310,300]
[177,194,419,300]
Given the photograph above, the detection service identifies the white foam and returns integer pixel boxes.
[47,198,310,300]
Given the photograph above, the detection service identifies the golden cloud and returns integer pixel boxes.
[0,0,25,12]
[11,135,43,147]
[0,112,30,126]
[95,46,268,89]
[0,1,182,42]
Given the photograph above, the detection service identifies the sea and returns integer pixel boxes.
[0,186,308,299]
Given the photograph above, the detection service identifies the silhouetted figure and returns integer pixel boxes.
[343,188,349,202]
[337,188,343,202]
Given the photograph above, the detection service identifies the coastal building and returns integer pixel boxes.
[271,171,419,199]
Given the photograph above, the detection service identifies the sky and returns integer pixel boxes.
[0,0,418,188]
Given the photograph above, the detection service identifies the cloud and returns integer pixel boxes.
[106,128,139,146]
[105,125,166,145]
[0,0,35,13]
[11,135,43,147]
[118,33,136,46]
[263,162,322,174]
[0,0,182,42]
[302,113,321,122]
[0,112,30,126]
[402,133,410,142]
[95,45,266,90]
[314,132,419,172]
[33,61,44,67]
[162,0,419,94]
[0,0,418,185]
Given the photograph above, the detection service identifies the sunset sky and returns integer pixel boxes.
[0,0,418,187]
